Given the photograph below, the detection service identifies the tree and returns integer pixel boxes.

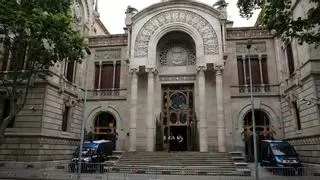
[237,0,320,47]
[0,0,84,144]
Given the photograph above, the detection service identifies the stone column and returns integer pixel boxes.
[129,68,139,151]
[197,66,208,152]
[146,68,156,152]
[215,64,226,152]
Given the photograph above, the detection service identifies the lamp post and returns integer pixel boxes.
[77,46,92,180]
[247,39,259,180]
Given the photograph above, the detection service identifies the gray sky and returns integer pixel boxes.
[99,0,260,34]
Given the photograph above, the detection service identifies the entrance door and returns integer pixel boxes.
[158,84,197,151]
[170,126,187,151]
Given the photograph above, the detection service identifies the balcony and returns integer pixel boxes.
[230,84,280,98]
[87,88,127,101]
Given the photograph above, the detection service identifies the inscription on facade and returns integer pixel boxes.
[95,49,121,60]
[236,43,267,54]
[134,10,219,58]
[159,75,196,82]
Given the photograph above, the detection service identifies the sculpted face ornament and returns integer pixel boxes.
[169,47,187,65]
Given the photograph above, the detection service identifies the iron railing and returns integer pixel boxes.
[0,162,319,180]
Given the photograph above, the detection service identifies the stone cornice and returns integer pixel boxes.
[226,27,273,40]
[89,34,128,47]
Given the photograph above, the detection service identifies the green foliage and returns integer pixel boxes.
[0,0,84,140]
[237,0,320,47]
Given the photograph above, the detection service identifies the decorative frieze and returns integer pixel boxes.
[134,10,219,58]
[226,28,273,40]
[159,75,196,82]
[236,43,267,54]
[287,136,320,146]
[95,49,121,60]
[89,36,128,47]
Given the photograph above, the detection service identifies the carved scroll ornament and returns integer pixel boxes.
[134,10,219,58]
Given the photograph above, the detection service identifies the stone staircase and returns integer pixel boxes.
[107,151,251,176]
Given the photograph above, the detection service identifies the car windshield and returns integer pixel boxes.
[271,142,296,156]
[74,143,98,157]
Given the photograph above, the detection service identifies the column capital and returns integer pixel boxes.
[129,68,139,74]
[196,65,207,72]
[146,67,158,75]
[214,64,224,72]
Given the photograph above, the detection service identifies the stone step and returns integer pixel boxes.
[229,151,243,156]
[121,159,232,161]
[231,156,245,161]
[234,162,249,167]
[112,151,125,155]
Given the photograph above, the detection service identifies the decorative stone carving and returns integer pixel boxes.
[236,43,267,54]
[196,65,207,72]
[89,36,128,47]
[146,67,158,74]
[214,64,224,71]
[134,10,219,58]
[160,45,196,66]
[129,68,139,74]
[159,75,196,81]
[72,0,84,26]
[95,49,121,60]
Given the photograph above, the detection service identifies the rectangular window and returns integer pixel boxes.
[94,61,121,89]
[293,101,301,130]
[62,106,70,132]
[66,60,75,82]
[114,61,121,88]
[237,57,245,85]
[237,56,266,85]
[286,43,295,76]
[262,56,269,84]
[100,63,114,89]
[94,63,100,89]
[250,56,261,85]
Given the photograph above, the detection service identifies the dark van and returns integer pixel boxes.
[70,140,114,172]
[260,140,302,169]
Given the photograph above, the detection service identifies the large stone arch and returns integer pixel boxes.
[134,10,219,59]
[86,105,124,150]
[236,103,281,133]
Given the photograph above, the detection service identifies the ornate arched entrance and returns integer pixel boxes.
[243,110,274,162]
[93,112,117,150]
[154,31,198,152]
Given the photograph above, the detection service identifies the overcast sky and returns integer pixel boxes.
[98,0,260,34]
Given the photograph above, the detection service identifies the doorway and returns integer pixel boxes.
[243,110,273,162]
[169,126,187,151]
[156,84,197,152]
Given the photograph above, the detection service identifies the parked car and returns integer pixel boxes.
[70,140,114,173]
[260,140,302,175]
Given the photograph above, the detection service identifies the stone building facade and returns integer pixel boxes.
[0,0,319,165]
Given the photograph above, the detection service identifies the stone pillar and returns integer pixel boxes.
[215,64,226,152]
[146,67,156,152]
[197,66,208,152]
[129,68,139,151]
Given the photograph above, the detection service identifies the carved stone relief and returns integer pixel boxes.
[159,75,196,82]
[134,10,219,58]
[236,43,267,54]
[95,49,121,60]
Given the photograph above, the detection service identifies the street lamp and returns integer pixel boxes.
[247,39,259,180]
[77,46,92,180]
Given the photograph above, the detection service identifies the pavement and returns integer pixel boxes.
[0,163,319,180]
